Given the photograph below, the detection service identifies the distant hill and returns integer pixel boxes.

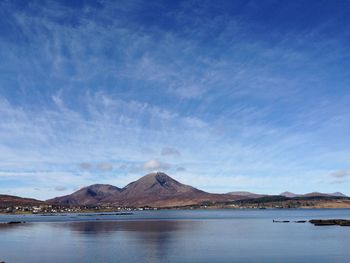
[227,191,266,199]
[280,191,348,198]
[48,172,241,207]
[0,194,44,208]
[280,191,299,198]
[47,184,122,206]
[330,192,348,197]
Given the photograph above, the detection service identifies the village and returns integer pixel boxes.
[0,204,159,214]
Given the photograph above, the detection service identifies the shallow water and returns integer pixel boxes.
[1,209,350,262]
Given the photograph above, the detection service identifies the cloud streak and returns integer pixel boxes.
[330,170,350,178]
[161,147,181,157]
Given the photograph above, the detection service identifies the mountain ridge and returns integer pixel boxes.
[0,194,45,208]
[280,191,347,198]
[47,173,348,207]
[48,172,241,207]
[1,173,348,208]
[227,191,266,199]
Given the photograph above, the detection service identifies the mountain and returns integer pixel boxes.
[330,192,348,197]
[280,191,348,198]
[302,192,332,197]
[2,178,349,209]
[48,172,240,207]
[48,184,122,206]
[227,191,266,199]
[0,194,44,208]
[280,191,299,198]
[114,172,237,207]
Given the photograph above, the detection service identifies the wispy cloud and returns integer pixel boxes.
[176,167,186,172]
[79,163,92,170]
[0,0,349,198]
[161,147,181,157]
[330,170,350,178]
[97,163,113,172]
[54,186,67,191]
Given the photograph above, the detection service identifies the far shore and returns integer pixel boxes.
[2,205,350,216]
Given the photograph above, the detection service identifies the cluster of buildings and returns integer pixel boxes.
[0,205,83,214]
[0,205,158,214]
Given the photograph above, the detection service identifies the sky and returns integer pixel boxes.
[0,0,350,199]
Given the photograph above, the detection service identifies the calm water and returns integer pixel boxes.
[1,209,350,263]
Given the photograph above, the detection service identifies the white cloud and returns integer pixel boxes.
[137,159,171,172]
[143,159,170,171]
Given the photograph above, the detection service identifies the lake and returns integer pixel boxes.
[1,209,350,262]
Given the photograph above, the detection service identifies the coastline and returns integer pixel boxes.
[2,205,350,216]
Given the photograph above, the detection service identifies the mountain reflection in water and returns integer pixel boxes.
[67,220,185,234]
[65,220,195,262]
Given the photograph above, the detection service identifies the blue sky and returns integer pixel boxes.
[0,0,349,199]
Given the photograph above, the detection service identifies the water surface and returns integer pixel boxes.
[1,209,350,262]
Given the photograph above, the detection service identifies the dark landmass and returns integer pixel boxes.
[309,219,350,226]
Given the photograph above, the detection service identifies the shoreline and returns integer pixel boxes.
[1,206,350,216]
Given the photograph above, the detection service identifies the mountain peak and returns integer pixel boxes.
[122,172,184,195]
[143,171,170,178]
[117,172,231,207]
[143,172,175,185]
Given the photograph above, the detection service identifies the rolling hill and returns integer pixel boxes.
[0,194,45,208]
